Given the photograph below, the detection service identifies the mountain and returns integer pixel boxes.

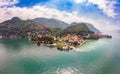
[71,22,101,34]
[0,17,51,38]
[0,17,102,38]
[60,23,94,36]
[32,18,69,28]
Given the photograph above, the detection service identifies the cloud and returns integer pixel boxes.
[72,0,118,18]
[87,0,118,18]
[72,0,85,3]
[0,5,100,26]
[0,0,18,7]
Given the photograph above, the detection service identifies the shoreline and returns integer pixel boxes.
[28,33,112,50]
[0,33,112,51]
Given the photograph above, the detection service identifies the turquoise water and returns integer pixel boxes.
[0,33,120,74]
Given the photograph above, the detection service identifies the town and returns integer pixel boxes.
[28,33,112,50]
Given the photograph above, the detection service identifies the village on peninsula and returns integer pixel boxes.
[28,33,112,50]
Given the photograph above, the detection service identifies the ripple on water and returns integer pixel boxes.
[40,67,83,74]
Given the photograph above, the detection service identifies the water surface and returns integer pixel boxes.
[0,33,120,74]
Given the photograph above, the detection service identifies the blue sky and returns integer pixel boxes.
[15,0,120,17]
[0,0,120,32]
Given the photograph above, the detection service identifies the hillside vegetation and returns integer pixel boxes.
[0,17,51,38]
[0,17,100,38]
[60,23,94,36]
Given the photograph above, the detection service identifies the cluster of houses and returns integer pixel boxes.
[29,33,86,50]
[63,34,85,46]
[29,32,112,50]
[55,34,86,50]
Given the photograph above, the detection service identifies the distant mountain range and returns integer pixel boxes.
[32,18,69,28]
[32,18,100,33]
[71,22,101,34]
[0,17,101,38]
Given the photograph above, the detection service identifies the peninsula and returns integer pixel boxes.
[0,17,112,50]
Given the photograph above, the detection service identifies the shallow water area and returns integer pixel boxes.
[0,33,120,74]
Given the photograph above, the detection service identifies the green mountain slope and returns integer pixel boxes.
[71,22,101,34]
[60,23,94,36]
[0,17,51,38]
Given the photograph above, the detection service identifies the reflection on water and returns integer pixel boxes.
[0,33,120,74]
[0,39,32,50]
[0,44,9,67]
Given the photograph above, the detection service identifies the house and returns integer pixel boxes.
[64,34,79,42]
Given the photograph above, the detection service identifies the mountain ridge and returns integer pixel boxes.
[71,22,101,34]
[0,17,101,38]
[0,17,51,38]
[32,18,69,28]
[60,23,94,36]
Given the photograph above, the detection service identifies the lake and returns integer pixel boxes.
[0,33,120,74]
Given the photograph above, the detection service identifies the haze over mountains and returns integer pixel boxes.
[32,18,69,28]
[32,18,100,33]
[0,17,101,38]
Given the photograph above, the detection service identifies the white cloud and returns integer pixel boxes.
[87,0,118,18]
[0,6,100,27]
[72,0,85,3]
[0,0,18,7]
[73,0,118,18]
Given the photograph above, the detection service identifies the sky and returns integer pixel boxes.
[0,0,120,33]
